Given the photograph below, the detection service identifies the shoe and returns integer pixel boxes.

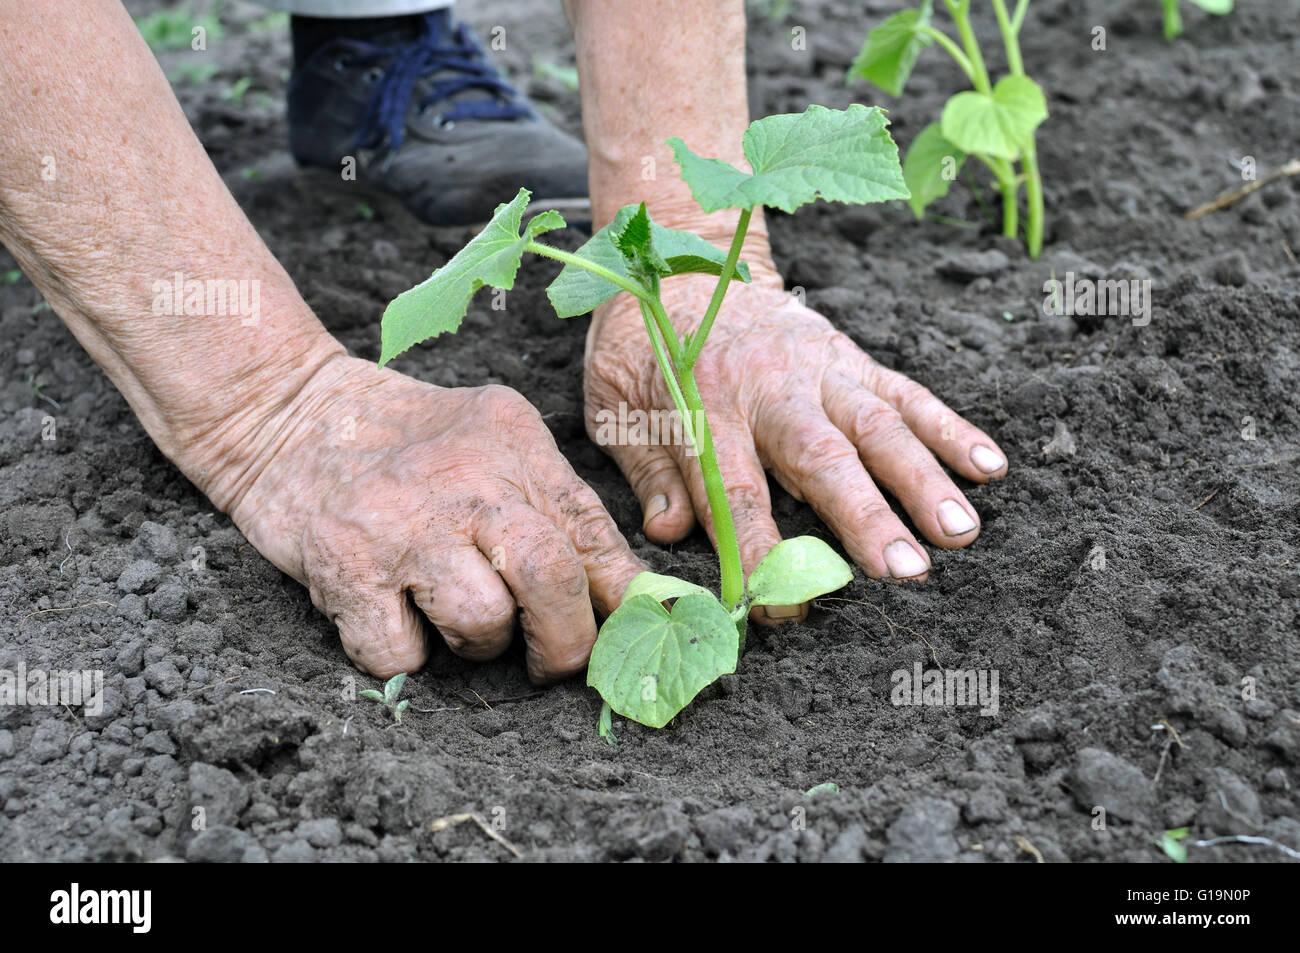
[287,10,589,227]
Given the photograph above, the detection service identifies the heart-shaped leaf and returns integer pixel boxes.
[940,75,1047,161]
[746,536,853,608]
[669,103,909,214]
[902,122,966,218]
[847,2,934,97]
[380,188,564,364]
[587,592,739,728]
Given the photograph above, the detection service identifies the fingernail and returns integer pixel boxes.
[764,604,803,620]
[970,444,1005,474]
[937,499,977,536]
[884,540,929,579]
[644,493,669,524]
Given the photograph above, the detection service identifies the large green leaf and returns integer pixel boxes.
[668,103,909,214]
[902,122,966,218]
[379,188,564,365]
[847,2,934,97]
[939,75,1047,161]
[587,592,740,728]
[746,536,853,607]
[546,203,752,318]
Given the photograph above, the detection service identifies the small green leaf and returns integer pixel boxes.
[902,123,966,218]
[546,203,750,318]
[669,103,910,214]
[380,188,564,364]
[597,699,618,746]
[746,536,853,607]
[1157,827,1190,863]
[587,593,740,728]
[1187,0,1232,13]
[384,673,407,704]
[613,202,671,284]
[358,690,384,702]
[940,75,1048,161]
[847,2,934,97]
[622,571,715,605]
[2,269,21,285]
[805,782,840,797]
[394,699,409,722]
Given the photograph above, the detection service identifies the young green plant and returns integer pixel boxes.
[848,0,1048,257]
[378,104,910,730]
[1160,0,1233,41]
[359,673,410,724]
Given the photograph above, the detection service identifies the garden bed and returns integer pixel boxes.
[0,0,1296,862]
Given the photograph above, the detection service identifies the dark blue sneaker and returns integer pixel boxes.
[287,10,589,227]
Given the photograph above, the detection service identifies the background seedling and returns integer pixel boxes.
[848,0,1048,257]
[379,104,908,729]
[1160,0,1233,41]
[360,673,410,723]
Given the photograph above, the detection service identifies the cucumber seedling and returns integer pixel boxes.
[848,0,1048,257]
[1160,0,1233,41]
[378,104,910,730]
[360,673,410,724]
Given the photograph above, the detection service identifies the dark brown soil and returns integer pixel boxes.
[1,0,1297,862]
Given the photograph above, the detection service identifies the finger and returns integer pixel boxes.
[407,545,516,661]
[596,437,694,544]
[823,372,980,550]
[669,406,802,624]
[472,500,597,683]
[328,587,429,679]
[523,453,650,617]
[759,402,931,582]
[858,353,1009,482]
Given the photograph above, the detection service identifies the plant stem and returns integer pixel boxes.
[989,0,1043,257]
[976,155,1019,239]
[918,26,975,83]
[678,368,744,611]
[681,207,751,370]
[946,1,991,94]
[638,299,692,437]
[527,240,683,364]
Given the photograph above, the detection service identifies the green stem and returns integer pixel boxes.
[681,207,751,370]
[527,240,683,365]
[1011,0,1029,34]
[989,0,1043,257]
[976,154,1019,239]
[946,0,991,94]
[918,26,975,84]
[637,299,692,438]
[678,369,744,611]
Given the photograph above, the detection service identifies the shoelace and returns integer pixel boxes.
[352,11,531,151]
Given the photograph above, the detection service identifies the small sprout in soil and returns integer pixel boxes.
[222,76,254,106]
[848,0,1048,257]
[2,269,20,285]
[360,673,410,724]
[804,782,840,797]
[1161,0,1233,41]
[597,700,617,747]
[356,201,376,221]
[1157,826,1190,863]
[532,58,580,93]
[379,104,906,729]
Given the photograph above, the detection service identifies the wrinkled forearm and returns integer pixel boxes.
[0,1,342,509]
[564,0,776,278]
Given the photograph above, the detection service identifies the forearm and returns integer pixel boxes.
[0,1,342,509]
[565,0,776,276]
